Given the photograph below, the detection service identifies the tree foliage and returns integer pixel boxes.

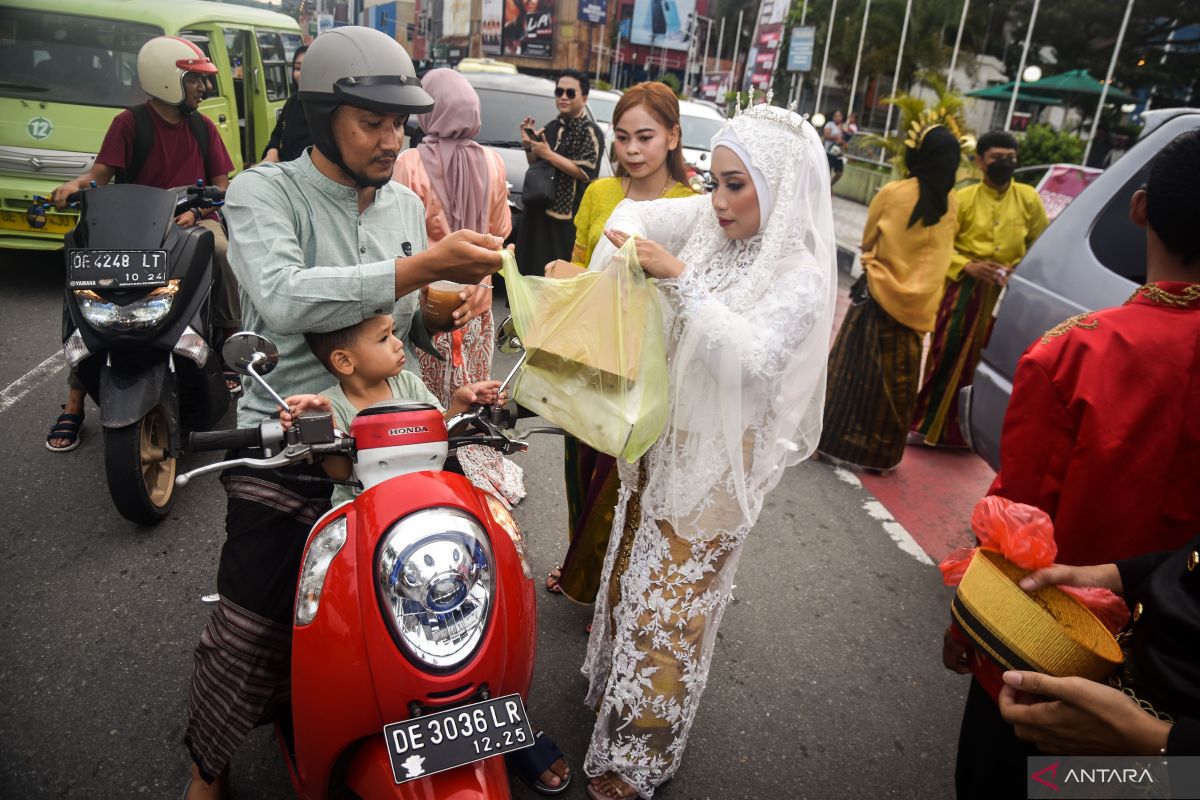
[1002,0,1197,106]
[1018,123,1085,167]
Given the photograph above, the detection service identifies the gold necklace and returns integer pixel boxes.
[621,173,674,201]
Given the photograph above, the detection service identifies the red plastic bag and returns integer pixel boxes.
[940,497,1057,587]
[1060,586,1130,635]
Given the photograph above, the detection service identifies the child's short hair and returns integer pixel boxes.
[304,317,375,375]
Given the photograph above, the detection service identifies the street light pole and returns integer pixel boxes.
[703,18,713,76]
[731,8,745,94]
[1005,0,1040,130]
[882,0,913,137]
[947,0,970,92]
[815,0,838,116]
[848,0,871,118]
[1084,0,1135,165]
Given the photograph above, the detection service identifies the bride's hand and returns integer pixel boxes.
[604,229,685,279]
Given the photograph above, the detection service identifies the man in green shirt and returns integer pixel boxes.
[911,130,1049,447]
[182,28,503,799]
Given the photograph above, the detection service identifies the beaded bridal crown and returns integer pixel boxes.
[731,88,809,136]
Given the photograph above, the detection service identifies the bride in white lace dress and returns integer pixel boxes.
[579,101,837,800]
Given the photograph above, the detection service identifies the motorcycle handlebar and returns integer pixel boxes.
[189,427,263,453]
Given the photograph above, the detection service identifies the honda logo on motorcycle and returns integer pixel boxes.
[389,426,430,436]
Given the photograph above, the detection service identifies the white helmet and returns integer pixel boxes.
[137,36,217,107]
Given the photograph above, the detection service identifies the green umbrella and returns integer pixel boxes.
[965,83,1063,106]
[1025,69,1136,104]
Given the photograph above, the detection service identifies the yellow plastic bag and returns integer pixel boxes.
[501,242,668,462]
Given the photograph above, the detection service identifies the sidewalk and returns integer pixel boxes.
[831,193,869,275]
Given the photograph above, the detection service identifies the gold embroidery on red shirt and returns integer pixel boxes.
[1128,283,1200,308]
[1039,312,1100,345]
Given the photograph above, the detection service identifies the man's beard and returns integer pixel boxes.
[342,159,395,189]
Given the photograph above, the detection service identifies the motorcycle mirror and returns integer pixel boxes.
[223,332,292,413]
[496,316,523,355]
[223,332,280,378]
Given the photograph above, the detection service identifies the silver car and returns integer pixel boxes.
[962,108,1200,469]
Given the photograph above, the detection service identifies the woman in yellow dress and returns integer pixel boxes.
[543,82,695,604]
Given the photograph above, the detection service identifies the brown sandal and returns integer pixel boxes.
[545,566,564,594]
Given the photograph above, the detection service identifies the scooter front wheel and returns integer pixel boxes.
[104,404,176,525]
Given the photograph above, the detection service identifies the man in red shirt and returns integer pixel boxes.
[947,129,1200,798]
[46,36,238,452]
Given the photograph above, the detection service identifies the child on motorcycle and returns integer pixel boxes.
[281,313,505,504]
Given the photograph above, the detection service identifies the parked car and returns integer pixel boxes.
[454,72,612,244]
[455,57,518,74]
[961,108,1200,469]
[677,99,727,173]
[0,0,301,251]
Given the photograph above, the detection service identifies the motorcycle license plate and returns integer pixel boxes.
[68,249,168,289]
[0,209,75,234]
[382,693,535,784]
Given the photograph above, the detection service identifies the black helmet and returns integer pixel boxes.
[298,27,433,185]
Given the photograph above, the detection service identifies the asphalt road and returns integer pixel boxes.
[0,252,967,799]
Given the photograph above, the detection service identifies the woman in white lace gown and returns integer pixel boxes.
[579,102,837,800]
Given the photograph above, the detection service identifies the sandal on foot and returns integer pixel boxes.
[506,730,572,795]
[223,370,243,397]
[545,567,564,594]
[46,409,84,452]
[585,774,640,800]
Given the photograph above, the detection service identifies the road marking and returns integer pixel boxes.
[833,467,862,488]
[862,499,935,566]
[0,350,65,414]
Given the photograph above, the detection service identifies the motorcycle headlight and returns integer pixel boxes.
[484,494,531,580]
[295,516,348,626]
[376,508,493,671]
[76,283,177,332]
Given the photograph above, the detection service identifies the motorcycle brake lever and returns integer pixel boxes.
[175,445,311,487]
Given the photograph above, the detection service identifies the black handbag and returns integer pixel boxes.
[522,159,555,209]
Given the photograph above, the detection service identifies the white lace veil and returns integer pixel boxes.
[592,103,837,541]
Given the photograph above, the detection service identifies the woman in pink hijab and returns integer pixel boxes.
[393,68,524,507]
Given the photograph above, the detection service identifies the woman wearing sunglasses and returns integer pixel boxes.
[515,70,605,277]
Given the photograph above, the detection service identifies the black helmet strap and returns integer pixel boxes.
[301,99,394,190]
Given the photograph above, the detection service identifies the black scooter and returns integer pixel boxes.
[32,183,230,524]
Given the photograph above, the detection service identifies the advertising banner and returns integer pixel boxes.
[748,22,782,90]
[741,0,786,90]
[504,0,555,58]
[443,0,472,37]
[579,0,608,25]
[629,0,696,52]
[787,25,815,72]
[482,0,504,55]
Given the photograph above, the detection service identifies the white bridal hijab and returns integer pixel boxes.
[589,101,837,541]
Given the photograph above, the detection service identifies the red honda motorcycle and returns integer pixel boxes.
[178,325,559,799]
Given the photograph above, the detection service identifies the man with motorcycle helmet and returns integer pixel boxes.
[181,27,511,799]
[45,36,241,453]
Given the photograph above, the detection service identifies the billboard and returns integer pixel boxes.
[787,26,815,72]
[444,0,472,37]
[629,0,696,52]
[482,0,504,55]
[579,0,608,25]
[366,2,397,38]
[504,0,554,58]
